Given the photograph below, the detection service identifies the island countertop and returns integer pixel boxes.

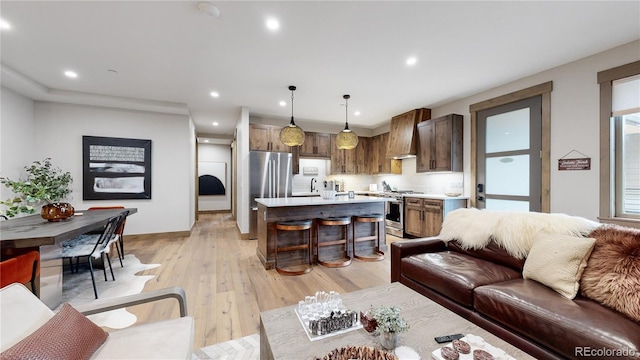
[255,195,396,208]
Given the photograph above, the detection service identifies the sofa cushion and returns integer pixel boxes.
[581,225,640,323]
[1,303,108,360]
[474,279,640,358]
[447,240,525,272]
[523,234,596,299]
[401,252,521,307]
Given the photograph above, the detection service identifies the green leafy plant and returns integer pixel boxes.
[368,305,409,335]
[0,158,73,218]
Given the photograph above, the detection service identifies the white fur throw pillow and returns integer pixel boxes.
[438,208,506,249]
[494,212,601,259]
[523,233,596,299]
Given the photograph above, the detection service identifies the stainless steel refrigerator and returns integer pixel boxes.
[249,151,293,239]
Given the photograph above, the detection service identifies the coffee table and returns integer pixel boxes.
[259,282,534,359]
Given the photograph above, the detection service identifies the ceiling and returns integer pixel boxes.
[1,1,639,139]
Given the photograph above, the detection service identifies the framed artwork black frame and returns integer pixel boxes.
[82,136,152,200]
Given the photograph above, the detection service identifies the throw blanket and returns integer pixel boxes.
[439,208,601,259]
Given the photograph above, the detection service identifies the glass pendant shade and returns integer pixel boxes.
[279,85,305,147]
[335,94,358,150]
[336,128,358,150]
[280,118,305,146]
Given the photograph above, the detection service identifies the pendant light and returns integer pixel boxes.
[279,85,305,147]
[335,94,359,150]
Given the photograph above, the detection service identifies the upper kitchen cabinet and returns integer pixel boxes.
[249,124,290,152]
[416,114,463,173]
[387,108,431,159]
[331,136,368,174]
[371,132,402,175]
[299,132,331,158]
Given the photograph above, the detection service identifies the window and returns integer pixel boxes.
[598,61,640,227]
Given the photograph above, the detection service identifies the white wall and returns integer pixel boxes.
[198,143,231,211]
[32,102,194,235]
[188,117,197,230]
[237,107,250,235]
[0,87,36,188]
[427,40,640,221]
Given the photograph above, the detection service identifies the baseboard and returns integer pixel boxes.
[198,210,231,214]
[126,230,191,241]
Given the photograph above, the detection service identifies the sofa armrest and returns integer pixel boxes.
[391,237,447,282]
[75,287,188,318]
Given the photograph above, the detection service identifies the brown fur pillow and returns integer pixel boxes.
[580,225,640,322]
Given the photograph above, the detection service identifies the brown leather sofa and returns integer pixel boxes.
[391,237,640,360]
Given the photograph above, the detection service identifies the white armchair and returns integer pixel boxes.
[0,283,194,359]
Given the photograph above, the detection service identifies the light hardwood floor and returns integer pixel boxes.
[125,213,404,348]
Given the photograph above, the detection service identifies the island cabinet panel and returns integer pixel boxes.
[387,108,431,158]
[256,199,388,270]
[416,114,463,173]
[299,132,331,158]
[249,124,290,152]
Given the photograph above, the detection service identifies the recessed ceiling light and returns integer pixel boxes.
[204,139,209,143]
[266,18,280,31]
[354,111,361,116]
[210,91,219,98]
[64,70,78,78]
[212,122,219,126]
[279,101,286,107]
[197,2,220,17]
[406,56,417,66]
[0,19,11,30]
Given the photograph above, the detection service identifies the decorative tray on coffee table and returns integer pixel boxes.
[431,334,516,360]
[295,308,362,342]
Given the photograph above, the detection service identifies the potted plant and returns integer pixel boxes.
[0,158,74,221]
[367,305,410,350]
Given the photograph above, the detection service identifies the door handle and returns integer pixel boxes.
[477,183,484,193]
[477,196,485,201]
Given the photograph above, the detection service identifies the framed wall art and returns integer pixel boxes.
[198,161,226,195]
[83,136,152,200]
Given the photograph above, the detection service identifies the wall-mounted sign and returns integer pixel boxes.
[558,158,591,171]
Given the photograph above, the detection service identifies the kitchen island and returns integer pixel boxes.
[255,196,395,270]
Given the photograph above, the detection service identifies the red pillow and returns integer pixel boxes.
[1,303,108,360]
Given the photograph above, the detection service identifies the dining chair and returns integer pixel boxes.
[0,251,40,296]
[87,206,128,267]
[61,211,129,299]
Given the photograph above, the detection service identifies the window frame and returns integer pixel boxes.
[598,60,640,228]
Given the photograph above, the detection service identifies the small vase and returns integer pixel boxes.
[41,202,75,222]
[380,331,398,350]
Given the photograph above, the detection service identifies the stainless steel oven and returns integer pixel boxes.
[384,194,404,237]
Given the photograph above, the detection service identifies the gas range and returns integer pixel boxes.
[381,190,423,200]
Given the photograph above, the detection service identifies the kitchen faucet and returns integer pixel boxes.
[311,177,317,192]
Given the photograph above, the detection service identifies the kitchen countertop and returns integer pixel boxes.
[255,195,396,207]
[291,191,468,200]
[401,193,469,200]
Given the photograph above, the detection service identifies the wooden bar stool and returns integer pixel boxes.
[352,214,385,261]
[273,220,313,276]
[316,217,352,268]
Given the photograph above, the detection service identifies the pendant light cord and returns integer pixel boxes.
[290,88,295,125]
[344,94,350,130]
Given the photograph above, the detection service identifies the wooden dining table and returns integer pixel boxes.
[0,208,136,308]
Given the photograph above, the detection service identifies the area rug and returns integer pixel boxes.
[192,334,260,360]
[58,254,160,329]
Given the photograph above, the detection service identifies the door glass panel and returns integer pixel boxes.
[486,108,530,153]
[486,155,530,196]
[486,199,530,211]
[621,114,640,215]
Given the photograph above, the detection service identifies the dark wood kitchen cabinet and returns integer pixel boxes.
[249,124,290,152]
[404,197,467,237]
[387,108,431,158]
[330,135,368,174]
[416,114,463,172]
[371,133,401,175]
[299,132,331,158]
